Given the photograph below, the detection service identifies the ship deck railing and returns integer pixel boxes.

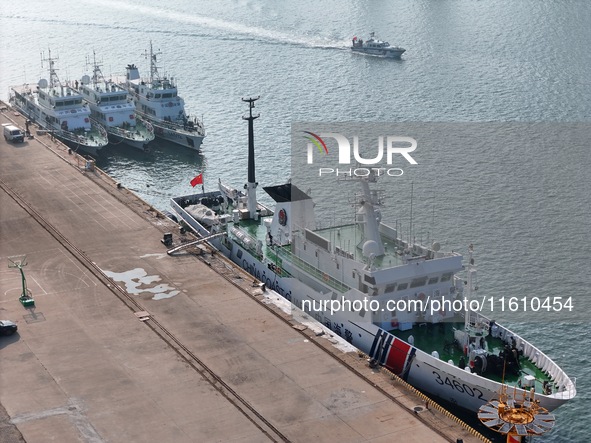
[313,222,457,268]
[275,247,351,293]
[134,109,205,136]
[107,119,153,139]
[55,125,107,147]
[392,321,560,393]
[439,311,576,397]
[487,317,576,396]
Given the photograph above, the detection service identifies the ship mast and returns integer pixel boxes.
[242,96,260,220]
[145,41,161,85]
[464,243,477,331]
[41,49,61,90]
[87,50,103,87]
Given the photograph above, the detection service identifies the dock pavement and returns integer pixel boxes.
[0,104,488,443]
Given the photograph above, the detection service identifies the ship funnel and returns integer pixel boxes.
[126,64,140,81]
[242,96,260,219]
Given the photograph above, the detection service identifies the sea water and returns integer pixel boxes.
[1,1,590,440]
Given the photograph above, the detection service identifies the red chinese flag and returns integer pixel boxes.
[190,173,203,187]
[508,436,522,443]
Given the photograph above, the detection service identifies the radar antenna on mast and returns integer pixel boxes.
[143,41,162,84]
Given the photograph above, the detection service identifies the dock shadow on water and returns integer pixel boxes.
[94,139,205,211]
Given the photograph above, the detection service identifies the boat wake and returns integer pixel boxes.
[97,0,349,50]
[9,3,349,51]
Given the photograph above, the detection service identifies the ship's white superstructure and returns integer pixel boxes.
[79,52,154,150]
[9,50,109,154]
[122,42,205,150]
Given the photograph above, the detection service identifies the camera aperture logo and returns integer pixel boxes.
[303,131,418,177]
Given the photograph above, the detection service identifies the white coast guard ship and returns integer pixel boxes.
[170,99,575,416]
[9,50,108,154]
[78,52,154,150]
[122,42,205,150]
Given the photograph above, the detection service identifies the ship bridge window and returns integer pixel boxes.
[410,277,427,288]
[428,276,439,285]
[162,93,173,98]
[441,272,453,282]
[155,93,161,98]
[397,282,408,291]
[385,283,396,293]
[142,105,156,116]
[64,100,75,106]
[364,274,376,285]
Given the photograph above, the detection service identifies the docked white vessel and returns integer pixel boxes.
[78,53,154,150]
[9,50,109,154]
[121,42,205,150]
[351,32,406,58]
[170,99,575,417]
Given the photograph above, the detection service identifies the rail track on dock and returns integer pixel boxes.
[0,178,290,443]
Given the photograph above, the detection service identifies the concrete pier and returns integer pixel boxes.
[0,105,488,443]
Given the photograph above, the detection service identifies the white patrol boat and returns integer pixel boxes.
[351,32,406,59]
[78,52,154,151]
[122,42,205,150]
[169,99,575,418]
[9,50,109,155]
